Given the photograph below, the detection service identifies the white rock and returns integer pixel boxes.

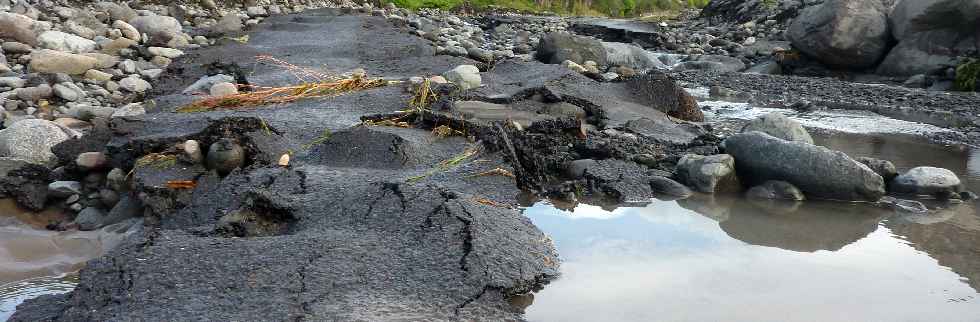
[209,82,238,97]
[37,30,97,53]
[147,46,184,58]
[118,76,150,93]
[441,65,481,91]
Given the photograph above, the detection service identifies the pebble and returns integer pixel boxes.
[119,76,151,93]
[183,139,204,164]
[76,151,108,171]
[209,82,238,97]
[206,138,245,175]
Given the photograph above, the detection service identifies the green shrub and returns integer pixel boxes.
[955,59,980,92]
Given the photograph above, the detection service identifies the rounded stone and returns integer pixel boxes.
[891,166,961,198]
[206,138,245,175]
[209,82,238,97]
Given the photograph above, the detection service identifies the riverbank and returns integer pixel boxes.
[3,0,980,320]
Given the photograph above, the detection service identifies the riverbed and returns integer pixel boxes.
[522,127,980,321]
[0,200,135,321]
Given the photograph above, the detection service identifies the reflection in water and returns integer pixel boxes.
[814,132,980,193]
[0,275,77,321]
[0,200,137,321]
[524,199,980,322]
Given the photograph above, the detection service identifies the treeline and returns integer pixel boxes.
[383,0,711,16]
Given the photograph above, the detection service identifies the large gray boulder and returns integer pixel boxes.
[535,32,607,66]
[741,112,813,144]
[723,131,885,201]
[876,0,979,76]
[889,0,980,40]
[876,29,975,76]
[891,166,961,198]
[0,119,80,165]
[786,0,891,69]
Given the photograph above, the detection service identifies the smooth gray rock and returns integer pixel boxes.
[787,0,891,69]
[106,168,128,191]
[53,82,86,102]
[119,76,151,93]
[129,15,183,46]
[0,12,37,46]
[564,159,597,179]
[48,181,82,198]
[103,195,142,228]
[535,32,607,65]
[0,119,78,165]
[741,113,813,144]
[15,84,51,102]
[601,42,667,72]
[673,55,746,73]
[857,157,898,181]
[212,14,244,35]
[889,0,980,40]
[466,47,494,63]
[183,74,235,94]
[876,29,972,76]
[676,154,740,193]
[206,138,245,175]
[723,131,885,201]
[649,176,693,199]
[74,207,106,231]
[29,49,98,75]
[94,2,137,22]
[0,77,26,89]
[746,180,806,201]
[891,166,961,198]
[76,151,108,171]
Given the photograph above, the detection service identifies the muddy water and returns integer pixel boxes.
[523,134,980,321]
[0,200,135,321]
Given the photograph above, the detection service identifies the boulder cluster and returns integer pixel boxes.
[788,0,978,87]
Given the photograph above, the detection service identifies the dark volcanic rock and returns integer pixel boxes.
[623,72,703,122]
[535,32,608,65]
[12,9,558,321]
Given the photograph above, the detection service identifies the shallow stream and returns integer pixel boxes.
[522,110,980,321]
[0,200,133,321]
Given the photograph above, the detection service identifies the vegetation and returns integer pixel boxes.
[380,0,710,17]
[955,59,980,92]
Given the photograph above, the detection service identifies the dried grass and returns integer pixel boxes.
[177,55,390,113]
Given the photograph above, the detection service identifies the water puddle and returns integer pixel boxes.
[686,86,954,136]
[0,199,137,321]
[523,128,980,321]
[0,275,77,321]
